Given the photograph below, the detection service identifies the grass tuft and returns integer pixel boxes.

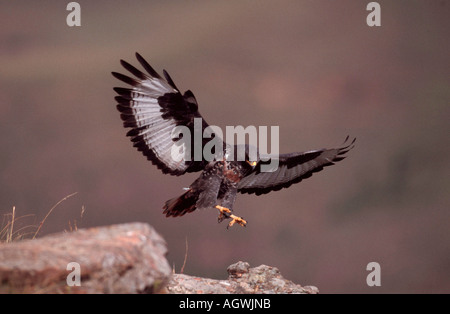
[1,192,79,244]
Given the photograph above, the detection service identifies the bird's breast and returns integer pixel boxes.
[223,168,241,183]
[222,161,245,183]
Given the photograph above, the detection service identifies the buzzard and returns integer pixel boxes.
[112,53,355,228]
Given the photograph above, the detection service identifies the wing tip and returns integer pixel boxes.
[163,69,179,91]
[339,135,356,153]
[135,52,162,79]
[112,71,139,87]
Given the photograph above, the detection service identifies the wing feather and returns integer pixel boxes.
[112,53,220,175]
[238,137,355,195]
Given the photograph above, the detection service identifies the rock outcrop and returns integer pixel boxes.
[166,261,318,294]
[0,223,171,293]
[0,223,318,294]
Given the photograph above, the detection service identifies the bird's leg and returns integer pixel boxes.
[216,205,229,223]
[215,205,247,228]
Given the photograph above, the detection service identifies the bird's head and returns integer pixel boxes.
[224,144,259,170]
[239,144,259,170]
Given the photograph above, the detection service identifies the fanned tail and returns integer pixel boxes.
[163,189,198,217]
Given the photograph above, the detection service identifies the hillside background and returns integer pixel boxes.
[1,0,449,293]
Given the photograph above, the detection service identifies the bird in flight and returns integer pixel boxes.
[112,53,355,228]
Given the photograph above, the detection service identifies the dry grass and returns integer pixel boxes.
[0,192,79,244]
[66,205,86,233]
[0,207,36,243]
[172,237,189,274]
[32,192,78,239]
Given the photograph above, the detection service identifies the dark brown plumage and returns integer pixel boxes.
[112,53,355,228]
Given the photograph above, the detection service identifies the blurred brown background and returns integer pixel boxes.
[1,0,449,293]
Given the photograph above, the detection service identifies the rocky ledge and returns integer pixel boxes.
[166,261,318,294]
[0,223,318,294]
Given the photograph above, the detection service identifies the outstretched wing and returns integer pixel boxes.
[237,137,355,195]
[112,53,218,175]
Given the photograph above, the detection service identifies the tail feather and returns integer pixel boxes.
[163,189,198,217]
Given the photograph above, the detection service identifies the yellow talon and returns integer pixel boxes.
[215,205,247,228]
[227,214,247,228]
[216,205,231,214]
